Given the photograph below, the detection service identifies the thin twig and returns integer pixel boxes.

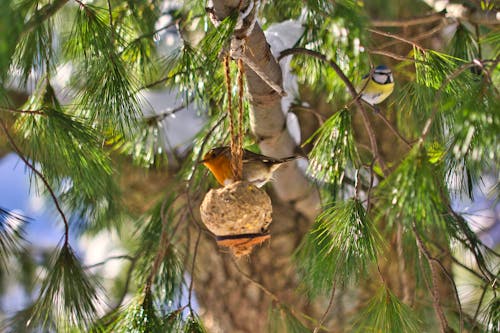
[137,71,188,92]
[111,255,138,312]
[233,261,280,302]
[127,20,178,46]
[187,228,202,314]
[0,118,70,245]
[471,282,489,331]
[145,100,191,123]
[84,254,134,269]
[366,49,416,62]
[374,110,412,148]
[290,104,326,125]
[145,195,180,294]
[377,21,446,50]
[413,224,451,333]
[430,240,489,283]
[371,12,444,27]
[368,28,426,50]
[107,0,115,45]
[313,280,337,333]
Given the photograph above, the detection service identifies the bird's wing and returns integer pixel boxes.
[243,149,296,164]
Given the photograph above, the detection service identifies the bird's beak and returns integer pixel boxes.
[198,157,207,164]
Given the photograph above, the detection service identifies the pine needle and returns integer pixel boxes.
[0,208,28,270]
[268,305,310,333]
[306,108,359,187]
[352,287,421,333]
[26,244,101,330]
[295,199,381,296]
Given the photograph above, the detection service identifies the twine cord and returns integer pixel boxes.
[224,55,244,180]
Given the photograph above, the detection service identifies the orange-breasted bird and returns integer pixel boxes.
[200,146,298,187]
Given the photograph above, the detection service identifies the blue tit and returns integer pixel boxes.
[357,65,394,105]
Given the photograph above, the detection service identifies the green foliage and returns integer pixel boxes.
[107,291,164,333]
[65,4,141,133]
[159,14,236,107]
[267,305,310,333]
[11,0,54,86]
[134,195,184,304]
[449,24,478,61]
[413,48,468,93]
[14,81,120,230]
[444,79,499,198]
[116,0,162,77]
[183,314,207,333]
[0,208,27,270]
[113,115,171,167]
[295,199,381,296]
[0,1,23,82]
[376,146,449,232]
[306,108,359,187]
[483,297,500,333]
[352,287,421,332]
[290,0,367,103]
[17,244,101,331]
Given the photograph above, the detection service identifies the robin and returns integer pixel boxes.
[200,146,298,187]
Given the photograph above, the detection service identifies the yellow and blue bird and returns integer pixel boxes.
[357,65,394,105]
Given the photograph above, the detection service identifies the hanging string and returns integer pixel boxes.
[236,58,245,178]
[224,55,243,180]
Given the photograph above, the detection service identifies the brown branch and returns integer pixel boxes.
[278,47,388,175]
[371,12,445,27]
[0,118,70,245]
[0,107,46,116]
[313,280,337,333]
[377,21,447,50]
[84,254,134,269]
[413,224,452,333]
[111,255,138,312]
[145,101,191,123]
[373,110,412,148]
[430,240,489,283]
[366,49,416,62]
[232,261,280,303]
[368,28,426,50]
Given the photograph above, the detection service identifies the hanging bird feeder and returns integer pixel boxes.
[200,181,272,257]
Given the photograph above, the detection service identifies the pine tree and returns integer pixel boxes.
[0,0,499,332]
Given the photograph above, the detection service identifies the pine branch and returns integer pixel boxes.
[0,118,69,245]
[0,106,45,116]
[420,61,481,142]
[84,254,134,270]
[279,47,389,175]
[0,207,28,270]
[352,287,422,333]
[22,0,69,35]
